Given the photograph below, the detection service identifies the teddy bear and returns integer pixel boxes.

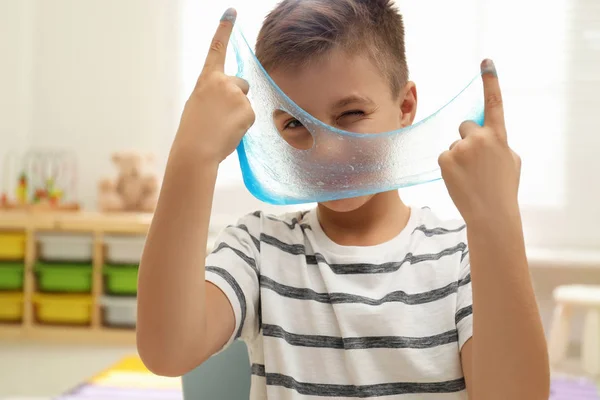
[98,151,159,213]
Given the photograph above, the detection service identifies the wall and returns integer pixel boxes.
[532,267,600,348]
[524,0,600,344]
[0,0,181,211]
[0,0,34,158]
[534,0,600,343]
[0,0,297,218]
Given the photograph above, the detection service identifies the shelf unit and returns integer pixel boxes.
[0,211,153,345]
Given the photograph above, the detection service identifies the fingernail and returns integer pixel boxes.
[481,59,497,77]
[221,8,237,23]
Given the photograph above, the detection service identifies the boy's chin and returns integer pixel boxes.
[320,195,374,213]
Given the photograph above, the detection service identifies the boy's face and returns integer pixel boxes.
[270,49,418,213]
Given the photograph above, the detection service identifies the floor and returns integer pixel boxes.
[0,342,135,399]
[0,341,596,399]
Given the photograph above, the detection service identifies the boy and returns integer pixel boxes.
[137,1,550,399]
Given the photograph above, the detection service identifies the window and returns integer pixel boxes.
[396,0,567,219]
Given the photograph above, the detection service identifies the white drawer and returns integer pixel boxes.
[104,235,146,265]
[37,233,93,262]
[101,296,137,328]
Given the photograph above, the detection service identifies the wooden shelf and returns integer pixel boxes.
[0,210,153,233]
[0,210,152,345]
[0,325,24,341]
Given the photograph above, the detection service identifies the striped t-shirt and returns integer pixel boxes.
[205,206,473,399]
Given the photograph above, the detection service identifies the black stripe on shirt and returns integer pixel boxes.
[461,250,469,263]
[250,364,466,396]
[251,363,266,377]
[306,254,318,265]
[326,243,467,275]
[227,224,261,252]
[205,266,247,340]
[458,273,471,286]
[269,217,305,230]
[211,242,259,277]
[261,233,307,255]
[455,305,473,325]
[261,235,467,275]
[300,223,312,231]
[262,324,458,350]
[413,224,466,237]
[253,210,311,230]
[260,275,471,306]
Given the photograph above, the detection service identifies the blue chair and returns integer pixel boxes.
[181,340,251,399]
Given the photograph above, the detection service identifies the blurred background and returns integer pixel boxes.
[0,0,599,398]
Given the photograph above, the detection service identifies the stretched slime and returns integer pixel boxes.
[230,24,484,205]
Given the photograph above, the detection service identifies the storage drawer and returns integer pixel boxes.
[104,235,145,264]
[36,262,93,293]
[0,232,26,261]
[101,296,137,328]
[104,264,138,295]
[34,294,92,325]
[0,262,25,290]
[37,233,93,262]
[0,292,23,322]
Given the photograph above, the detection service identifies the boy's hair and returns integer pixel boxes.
[256,0,408,98]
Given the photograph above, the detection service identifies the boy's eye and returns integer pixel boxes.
[284,119,304,130]
[344,110,365,116]
[339,110,365,119]
[337,110,366,124]
[283,110,365,130]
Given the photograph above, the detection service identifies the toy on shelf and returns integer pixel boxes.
[1,149,80,211]
[98,151,159,213]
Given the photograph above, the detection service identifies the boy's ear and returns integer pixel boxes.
[399,81,418,127]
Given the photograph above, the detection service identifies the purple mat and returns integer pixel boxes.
[550,377,600,400]
[54,383,183,400]
[51,376,596,399]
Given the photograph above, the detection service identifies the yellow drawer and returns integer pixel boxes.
[0,232,26,261]
[0,292,24,322]
[34,294,92,325]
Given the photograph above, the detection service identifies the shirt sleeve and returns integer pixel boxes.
[456,247,473,350]
[205,213,262,347]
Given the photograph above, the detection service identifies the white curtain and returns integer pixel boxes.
[180,0,600,248]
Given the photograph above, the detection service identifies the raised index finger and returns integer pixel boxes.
[202,8,237,74]
[481,59,507,137]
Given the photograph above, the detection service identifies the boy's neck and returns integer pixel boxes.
[316,191,411,247]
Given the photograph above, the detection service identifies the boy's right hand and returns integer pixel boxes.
[175,8,255,164]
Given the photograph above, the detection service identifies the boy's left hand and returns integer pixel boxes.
[439,59,522,226]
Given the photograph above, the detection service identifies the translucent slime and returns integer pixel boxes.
[230,25,484,205]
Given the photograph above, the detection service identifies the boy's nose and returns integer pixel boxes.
[312,135,347,163]
[311,129,382,168]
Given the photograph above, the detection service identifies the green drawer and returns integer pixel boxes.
[104,264,138,296]
[0,263,25,290]
[35,262,92,293]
